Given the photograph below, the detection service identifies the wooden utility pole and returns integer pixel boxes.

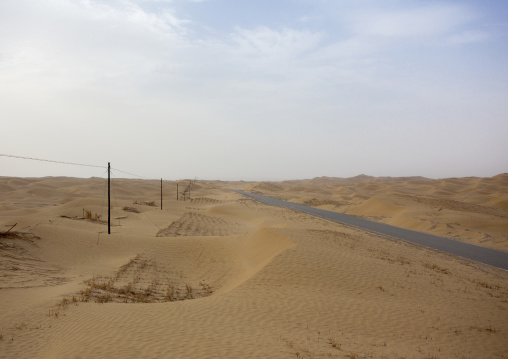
[160,178,163,210]
[108,162,111,235]
[177,182,179,201]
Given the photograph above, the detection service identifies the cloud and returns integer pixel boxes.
[61,0,188,38]
[230,26,323,61]
[350,4,476,38]
[0,0,191,92]
[1,0,507,179]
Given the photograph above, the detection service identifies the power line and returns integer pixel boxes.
[0,153,105,169]
[112,168,180,183]
[2,152,175,183]
[109,169,164,232]
[2,153,173,235]
[111,168,153,180]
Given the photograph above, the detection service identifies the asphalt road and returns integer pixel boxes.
[231,190,508,271]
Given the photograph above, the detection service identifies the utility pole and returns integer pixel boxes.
[108,162,111,235]
[161,178,163,210]
[177,182,179,201]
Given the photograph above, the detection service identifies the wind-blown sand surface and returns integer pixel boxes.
[1,175,507,358]
[239,174,508,251]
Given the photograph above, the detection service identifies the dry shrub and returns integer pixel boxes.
[123,207,140,213]
[133,201,156,207]
[83,210,106,223]
[0,231,40,241]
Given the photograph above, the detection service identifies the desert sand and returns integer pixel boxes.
[240,174,508,251]
[1,175,507,358]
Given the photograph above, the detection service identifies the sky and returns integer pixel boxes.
[1,0,507,181]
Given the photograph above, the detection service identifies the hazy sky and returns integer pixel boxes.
[1,0,507,180]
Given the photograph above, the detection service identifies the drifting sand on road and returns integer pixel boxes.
[0,175,507,358]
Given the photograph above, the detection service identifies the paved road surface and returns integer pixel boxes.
[231,190,508,271]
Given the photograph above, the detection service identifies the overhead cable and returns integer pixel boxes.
[111,168,153,180]
[0,153,105,169]
[2,153,170,182]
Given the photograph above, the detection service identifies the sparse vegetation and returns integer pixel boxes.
[328,338,341,350]
[3,175,507,359]
[185,284,193,299]
[166,283,178,301]
[60,297,70,307]
[199,281,213,295]
[346,352,360,359]
[423,262,450,275]
[133,200,156,207]
[470,325,497,333]
[472,280,500,291]
[14,323,27,330]
[48,309,59,318]
[485,325,496,333]
[60,209,106,223]
[85,210,105,222]
[75,256,213,304]
[96,293,112,303]
[0,230,40,241]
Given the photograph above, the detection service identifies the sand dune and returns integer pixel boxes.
[1,175,507,358]
[244,174,508,251]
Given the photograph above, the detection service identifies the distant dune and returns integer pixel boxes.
[1,175,507,358]
[237,174,508,251]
